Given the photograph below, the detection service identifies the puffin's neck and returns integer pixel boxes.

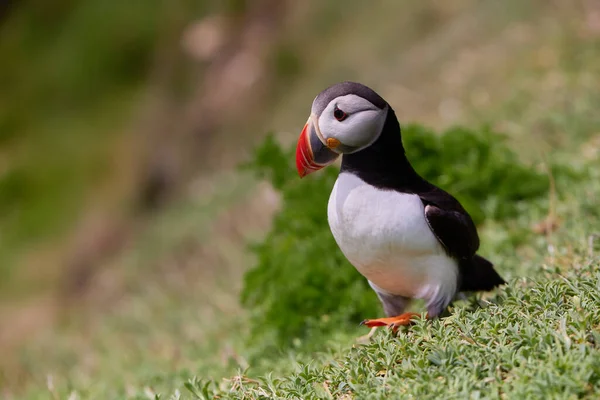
[340,107,424,191]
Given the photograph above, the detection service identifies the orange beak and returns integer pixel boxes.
[295,118,340,178]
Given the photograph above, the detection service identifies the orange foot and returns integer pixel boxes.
[361,312,423,331]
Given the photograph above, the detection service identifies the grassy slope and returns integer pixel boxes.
[188,170,600,399]
[4,0,600,398]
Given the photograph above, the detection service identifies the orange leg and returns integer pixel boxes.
[361,312,426,331]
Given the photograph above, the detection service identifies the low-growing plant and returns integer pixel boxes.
[190,259,600,399]
[241,124,562,346]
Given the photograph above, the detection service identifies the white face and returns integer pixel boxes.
[313,94,388,154]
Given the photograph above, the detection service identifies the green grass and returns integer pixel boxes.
[12,144,599,399]
[181,167,600,399]
[179,128,599,399]
[192,276,600,399]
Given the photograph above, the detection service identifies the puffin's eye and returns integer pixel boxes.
[333,107,347,121]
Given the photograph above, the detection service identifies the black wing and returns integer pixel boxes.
[417,184,479,260]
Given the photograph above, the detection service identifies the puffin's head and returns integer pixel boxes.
[296,81,389,177]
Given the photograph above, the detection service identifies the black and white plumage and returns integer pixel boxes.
[295,81,505,326]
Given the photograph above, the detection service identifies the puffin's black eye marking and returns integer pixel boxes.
[333,107,347,122]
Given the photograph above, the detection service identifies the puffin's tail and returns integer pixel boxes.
[459,254,506,292]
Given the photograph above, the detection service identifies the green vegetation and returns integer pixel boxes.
[191,268,600,399]
[182,136,597,399]
[202,125,596,399]
[191,263,600,398]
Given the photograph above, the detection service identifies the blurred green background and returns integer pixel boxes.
[1,0,599,398]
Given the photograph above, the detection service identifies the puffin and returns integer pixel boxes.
[295,81,506,329]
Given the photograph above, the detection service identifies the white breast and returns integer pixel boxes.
[327,172,458,304]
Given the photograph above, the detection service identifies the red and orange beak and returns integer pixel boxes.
[296,117,340,178]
